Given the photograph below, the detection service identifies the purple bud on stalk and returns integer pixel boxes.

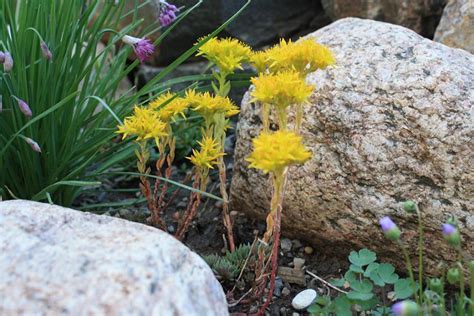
[17,98,32,118]
[3,51,13,72]
[159,1,179,27]
[24,137,42,153]
[391,300,420,316]
[379,216,401,241]
[0,51,5,63]
[121,35,155,63]
[40,41,53,61]
[442,223,460,247]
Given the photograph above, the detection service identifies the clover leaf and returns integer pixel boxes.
[377,263,399,284]
[348,249,376,267]
[394,278,415,299]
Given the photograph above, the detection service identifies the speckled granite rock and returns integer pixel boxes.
[0,200,228,316]
[321,0,446,38]
[434,0,474,53]
[230,18,473,274]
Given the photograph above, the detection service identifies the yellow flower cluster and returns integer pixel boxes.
[254,38,335,75]
[149,91,189,122]
[197,37,252,75]
[187,136,224,170]
[246,130,311,174]
[250,70,313,109]
[116,106,167,144]
[185,90,239,121]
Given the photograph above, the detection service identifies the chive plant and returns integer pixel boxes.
[0,0,251,207]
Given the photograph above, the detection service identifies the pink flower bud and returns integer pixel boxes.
[40,41,53,61]
[17,98,32,118]
[122,35,155,63]
[24,137,42,153]
[3,51,13,72]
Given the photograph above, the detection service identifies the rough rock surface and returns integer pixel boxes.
[321,0,446,38]
[434,0,474,53]
[230,18,473,274]
[0,200,228,316]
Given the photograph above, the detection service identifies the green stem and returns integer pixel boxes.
[469,261,474,315]
[398,241,420,305]
[457,258,465,315]
[416,205,424,303]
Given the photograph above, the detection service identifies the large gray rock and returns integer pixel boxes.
[0,200,228,316]
[434,0,474,53]
[321,0,446,38]
[230,18,473,274]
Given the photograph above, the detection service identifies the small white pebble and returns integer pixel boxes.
[291,289,317,310]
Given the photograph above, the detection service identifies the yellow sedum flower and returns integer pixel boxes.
[187,136,224,170]
[246,130,311,174]
[149,91,189,122]
[185,89,239,120]
[250,50,270,74]
[196,37,252,75]
[251,70,313,109]
[266,38,335,75]
[116,106,167,143]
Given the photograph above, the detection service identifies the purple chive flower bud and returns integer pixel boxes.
[17,98,32,118]
[40,41,53,61]
[24,137,42,153]
[0,51,5,63]
[392,300,420,316]
[379,216,401,241]
[3,51,13,72]
[121,35,155,63]
[159,1,179,27]
[442,223,460,247]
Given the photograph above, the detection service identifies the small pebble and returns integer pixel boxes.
[214,201,223,209]
[177,201,187,209]
[292,239,302,249]
[273,277,284,296]
[280,307,287,316]
[119,209,131,217]
[291,289,317,310]
[292,313,300,316]
[230,210,238,217]
[282,287,291,296]
[293,258,305,270]
[280,238,292,252]
[304,246,314,255]
[167,225,175,233]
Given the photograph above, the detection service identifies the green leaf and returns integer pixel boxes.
[344,270,357,284]
[348,249,377,267]
[378,263,399,284]
[364,262,379,277]
[347,290,374,301]
[307,304,323,315]
[333,296,352,316]
[349,264,364,273]
[369,270,385,287]
[330,278,346,287]
[356,297,379,310]
[394,278,415,299]
[314,296,331,306]
[350,279,373,293]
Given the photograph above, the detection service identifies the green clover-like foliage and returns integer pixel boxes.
[367,263,399,286]
[394,278,415,299]
[349,249,376,267]
[347,279,374,301]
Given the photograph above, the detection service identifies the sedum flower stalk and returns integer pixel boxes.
[246,131,311,314]
[194,37,251,252]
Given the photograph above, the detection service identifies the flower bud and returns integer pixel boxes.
[391,300,420,316]
[379,216,401,241]
[447,268,460,284]
[428,278,443,293]
[442,223,460,247]
[40,41,53,61]
[0,51,5,63]
[16,98,32,118]
[24,137,42,153]
[403,200,416,213]
[3,51,13,72]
